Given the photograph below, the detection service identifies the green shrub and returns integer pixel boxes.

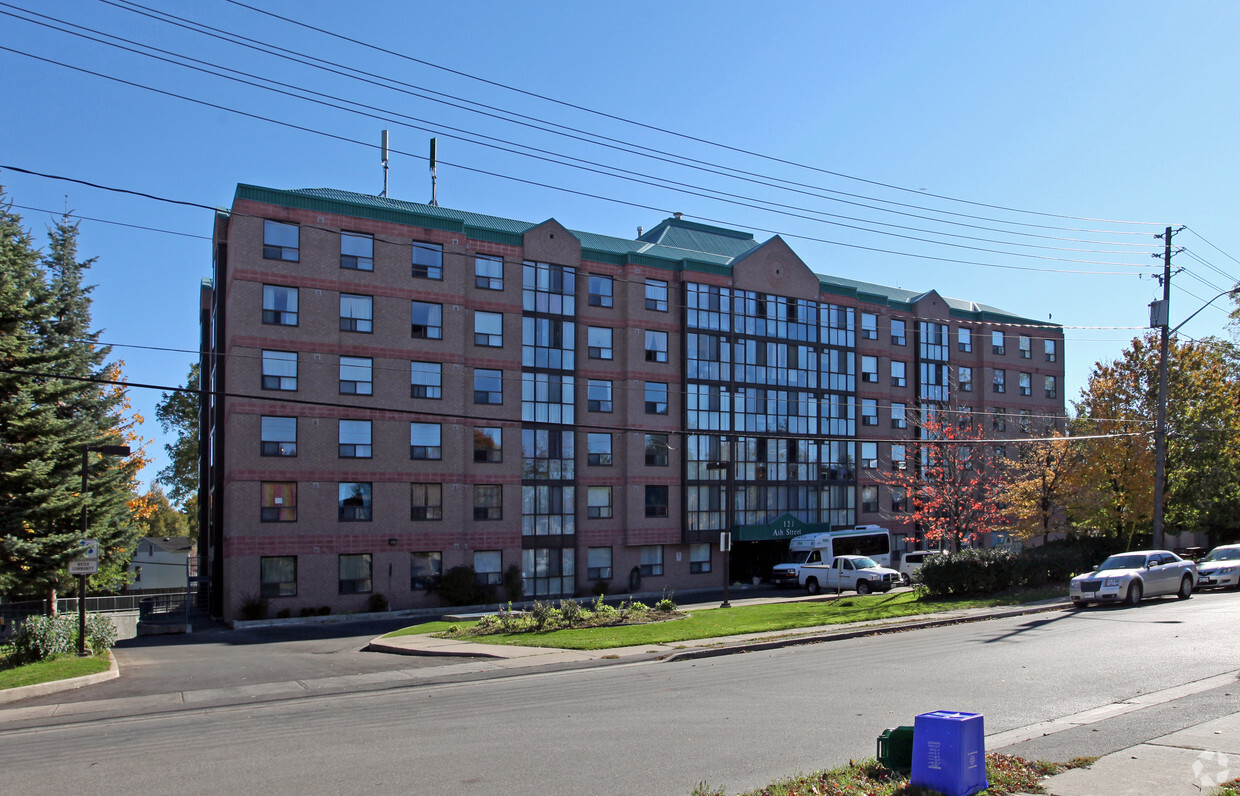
[299,607,316,618]
[238,593,269,621]
[655,588,677,612]
[276,608,291,619]
[83,613,117,654]
[503,564,525,602]
[317,606,332,616]
[591,579,610,597]
[367,593,389,613]
[439,565,489,606]
[528,600,556,630]
[559,598,583,626]
[10,614,76,663]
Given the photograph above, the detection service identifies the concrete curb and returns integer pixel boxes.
[0,652,118,705]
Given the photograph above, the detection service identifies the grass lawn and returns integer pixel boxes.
[0,652,111,690]
[384,586,1064,650]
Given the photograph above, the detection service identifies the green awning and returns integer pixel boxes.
[732,514,833,542]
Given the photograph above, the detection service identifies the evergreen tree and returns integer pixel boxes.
[0,197,146,601]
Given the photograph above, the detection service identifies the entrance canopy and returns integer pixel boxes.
[732,514,833,542]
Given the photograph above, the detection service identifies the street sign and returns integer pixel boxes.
[69,559,99,576]
[79,539,100,559]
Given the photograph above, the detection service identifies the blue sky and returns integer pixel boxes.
[3,0,1239,495]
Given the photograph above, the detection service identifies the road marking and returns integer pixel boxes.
[986,669,1240,748]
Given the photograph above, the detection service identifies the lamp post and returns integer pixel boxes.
[1150,287,1238,549]
[78,444,130,656]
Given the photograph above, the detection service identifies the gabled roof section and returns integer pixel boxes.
[638,217,760,259]
[816,274,1056,326]
[138,536,195,554]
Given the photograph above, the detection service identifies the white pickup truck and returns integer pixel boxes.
[799,554,901,595]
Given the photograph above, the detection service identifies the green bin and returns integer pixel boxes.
[877,725,916,772]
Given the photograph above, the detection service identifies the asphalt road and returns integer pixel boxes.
[2,590,1238,795]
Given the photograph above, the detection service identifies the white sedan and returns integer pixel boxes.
[1069,549,1197,606]
[1195,544,1240,590]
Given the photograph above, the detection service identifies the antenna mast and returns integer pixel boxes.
[429,137,438,207]
[380,130,390,198]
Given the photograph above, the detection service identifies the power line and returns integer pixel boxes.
[218,0,1166,229]
[0,12,1160,269]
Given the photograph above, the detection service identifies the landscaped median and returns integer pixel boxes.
[382,586,1066,651]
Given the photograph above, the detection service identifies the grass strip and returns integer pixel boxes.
[0,652,111,690]
[384,587,1063,650]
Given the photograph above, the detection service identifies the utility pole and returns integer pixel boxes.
[1151,226,1174,550]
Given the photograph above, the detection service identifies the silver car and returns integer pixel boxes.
[1195,544,1240,590]
[1069,549,1197,606]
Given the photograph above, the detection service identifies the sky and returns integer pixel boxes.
[3,0,1240,496]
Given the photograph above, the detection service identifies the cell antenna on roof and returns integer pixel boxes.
[429,137,439,207]
[380,130,390,198]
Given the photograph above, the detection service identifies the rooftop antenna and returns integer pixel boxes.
[429,137,439,207]
[380,130,390,198]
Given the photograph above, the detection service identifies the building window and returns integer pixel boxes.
[474,428,502,463]
[522,316,575,370]
[587,379,613,412]
[260,416,296,456]
[410,483,442,521]
[645,485,669,518]
[992,331,1005,355]
[1045,375,1057,399]
[260,556,297,597]
[861,442,878,469]
[474,551,502,586]
[587,326,613,360]
[891,360,906,387]
[522,372,575,425]
[474,368,503,405]
[891,488,908,513]
[891,319,906,346]
[262,285,298,326]
[586,546,612,579]
[861,398,878,426]
[645,382,668,415]
[861,486,879,514]
[474,311,503,347]
[474,485,502,520]
[891,402,907,429]
[339,482,372,521]
[261,350,297,391]
[861,312,878,340]
[411,301,443,339]
[958,366,973,392]
[640,545,664,576]
[1019,336,1032,359]
[891,444,906,471]
[587,487,613,519]
[263,220,299,261]
[645,330,669,362]
[645,279,669,312]
[340,232,373,271]
[475,254,503,290]
[522,261,575,315]
[338,553,372,595]
[958,327,972,352]
[338,419,372,458]
[1019,372,1032,396]
[861,356,878,383]
[411,241,443,279]
[410,361,442,399]
[992,369,1006,394]
[260,482,296,522]
[1044,339,1057,362]
[586,433,612,466]
[587,274,613,307]
[521,483,575,537]
[992,408,1007,432]
[339,356,373,395]
[645,434,669,466]
[690,543,711,573]
[410,422,442,460]
[411,552,442,589]
[339,293,373,333]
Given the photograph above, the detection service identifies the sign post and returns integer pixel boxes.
[71,539,100,656]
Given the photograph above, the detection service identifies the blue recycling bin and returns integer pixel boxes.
[910,710,987,796]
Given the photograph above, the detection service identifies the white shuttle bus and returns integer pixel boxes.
[770,525,894,587]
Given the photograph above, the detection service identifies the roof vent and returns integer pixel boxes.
[637,226,644,237]
[673,212,683,220]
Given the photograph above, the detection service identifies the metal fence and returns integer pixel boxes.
[0,591,187,642]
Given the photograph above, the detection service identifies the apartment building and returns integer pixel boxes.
[199,184,1065,619]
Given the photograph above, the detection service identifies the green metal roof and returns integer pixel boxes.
[235,184,1056,327]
